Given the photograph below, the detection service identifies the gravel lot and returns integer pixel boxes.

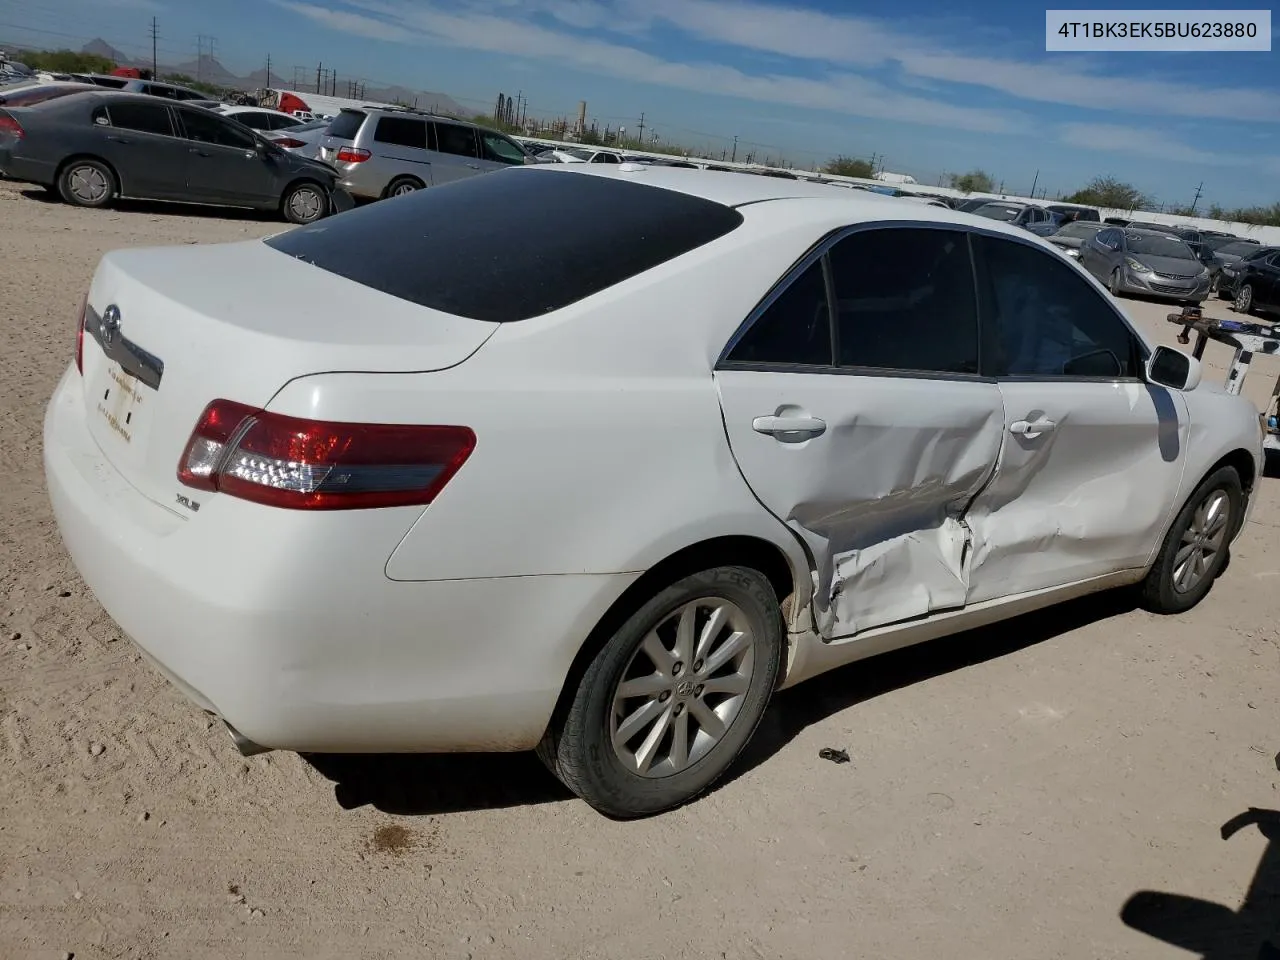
[2,178,1279,960]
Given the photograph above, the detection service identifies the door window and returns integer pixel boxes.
[178,108,256,150]
[103,102,174,137]
[724,259,832,366]
[977,234,1140,379]
[827,227,979,374]
[267,113,302,130]
[236,112,273,130]
[434,122,478,158]
[480,132,526,164]
[374,116,428,149]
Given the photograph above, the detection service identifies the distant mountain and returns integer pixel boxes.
[66,39,468,115]
[171,54,242,87]
[82,38,133,65]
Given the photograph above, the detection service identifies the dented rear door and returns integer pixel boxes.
[714,224,1006,639]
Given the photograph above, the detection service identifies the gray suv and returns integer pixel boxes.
[317,107,531,200]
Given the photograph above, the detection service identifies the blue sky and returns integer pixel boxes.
[1,0,1276,207]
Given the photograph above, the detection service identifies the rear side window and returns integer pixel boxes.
[327,110,365,139]
[828,228,979,374]
[726,260,832,366]
[265,170,744,323]
[104,102,174,136]
[236,111,272,130]
[268,113,301,130]
[434,122,477,158]
[374,116,427,149]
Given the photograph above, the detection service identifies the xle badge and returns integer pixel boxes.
[175,493,201,513]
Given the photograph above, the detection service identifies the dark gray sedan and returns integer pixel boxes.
[0,91,351,223]
[1045,220,1104,259]
[1079,226,1211,304]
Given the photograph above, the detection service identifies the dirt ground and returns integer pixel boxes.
[2,177,1279,960]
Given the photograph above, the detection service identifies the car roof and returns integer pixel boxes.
[518,165,1058,243]
[344,105,479,127]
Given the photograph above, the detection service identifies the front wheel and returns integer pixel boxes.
[58,159,115,208]
[1139,466,1242,614]
[281,182,327,224]
[1109,269,1123,298]
[538,566,784,818]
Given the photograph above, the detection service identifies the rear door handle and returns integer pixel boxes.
[465,162,480,169]
[106,135,132,144]
[752,415,826,438]
[1010,418,1056,438]
[188,147,210,156]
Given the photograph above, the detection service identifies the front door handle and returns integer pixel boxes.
[752,415,827,438]
[188,147,209,156]
[1010,417,1056,438]
[465,162,480,169]
[106,135,132,144]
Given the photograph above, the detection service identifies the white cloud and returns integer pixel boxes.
[641,0,1279,123]
[272,0,1022,132]
[1058,123,1251,166]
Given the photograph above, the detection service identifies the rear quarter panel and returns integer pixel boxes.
[264,203,838,586]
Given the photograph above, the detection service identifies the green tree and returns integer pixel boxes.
[823,155,874,178]
[1207,202,1280,227]
[1063,176,1149,210]
[16,48,114,74]
[949,169,995,193]
[162,73,224,96]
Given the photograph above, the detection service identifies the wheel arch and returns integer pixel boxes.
[383,174,426,197]
[55,154,120,197]
[543,534,808,737]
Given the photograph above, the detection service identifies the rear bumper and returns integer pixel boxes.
[43,366,636,753]
[0,151,55,186]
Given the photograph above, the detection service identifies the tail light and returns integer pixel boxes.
[74,296,86,374]
[335,146,371,163]
[272,137,307,149]
[178,400,476,510]
[0,113,23,139]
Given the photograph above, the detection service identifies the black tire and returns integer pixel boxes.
[58,158,115,208]
[1109,269,1123,298]
[281,181,327,225]
[1236,283,1255,315]
[1139,466,1242,614]
[384,176,424,198]
[538,565,784,818]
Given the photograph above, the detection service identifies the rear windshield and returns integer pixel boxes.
[1218,241,1260,257]
[326,109,365,140]
[265,169,745,323]
[1055,222,1103,239]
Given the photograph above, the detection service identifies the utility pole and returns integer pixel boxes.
[731,135,738,162]
[195,35,215,82]
[1029,169,1039,198]
[264,53,270,87]
[292,66,302,90]
[149,17,158,78]
[316,62,323,94]
[1190,181,1204,214]
[636,112,645,144]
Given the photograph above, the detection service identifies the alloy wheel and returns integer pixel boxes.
[1172,489,1231,594]
[609,598,756,778]
[1236,285,1253,314]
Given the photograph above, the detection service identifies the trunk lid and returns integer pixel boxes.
[79,239,498,513]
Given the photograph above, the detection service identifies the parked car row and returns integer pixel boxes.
[0,90,352,223]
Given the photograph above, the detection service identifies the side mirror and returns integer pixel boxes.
[1146,345,1202,391]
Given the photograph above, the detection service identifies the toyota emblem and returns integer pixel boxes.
[101,304,121,345]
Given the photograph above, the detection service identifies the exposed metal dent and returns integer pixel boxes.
[779,568,1145,690]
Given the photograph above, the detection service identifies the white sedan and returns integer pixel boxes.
[44,166,1263,818]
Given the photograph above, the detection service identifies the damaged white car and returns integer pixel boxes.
[44,164,1263,818]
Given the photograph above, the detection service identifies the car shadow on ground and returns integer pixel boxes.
[19,188,277,222]
[722,588,1138,790]
[305,589,1138,817]
[1121,754,1280,958]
